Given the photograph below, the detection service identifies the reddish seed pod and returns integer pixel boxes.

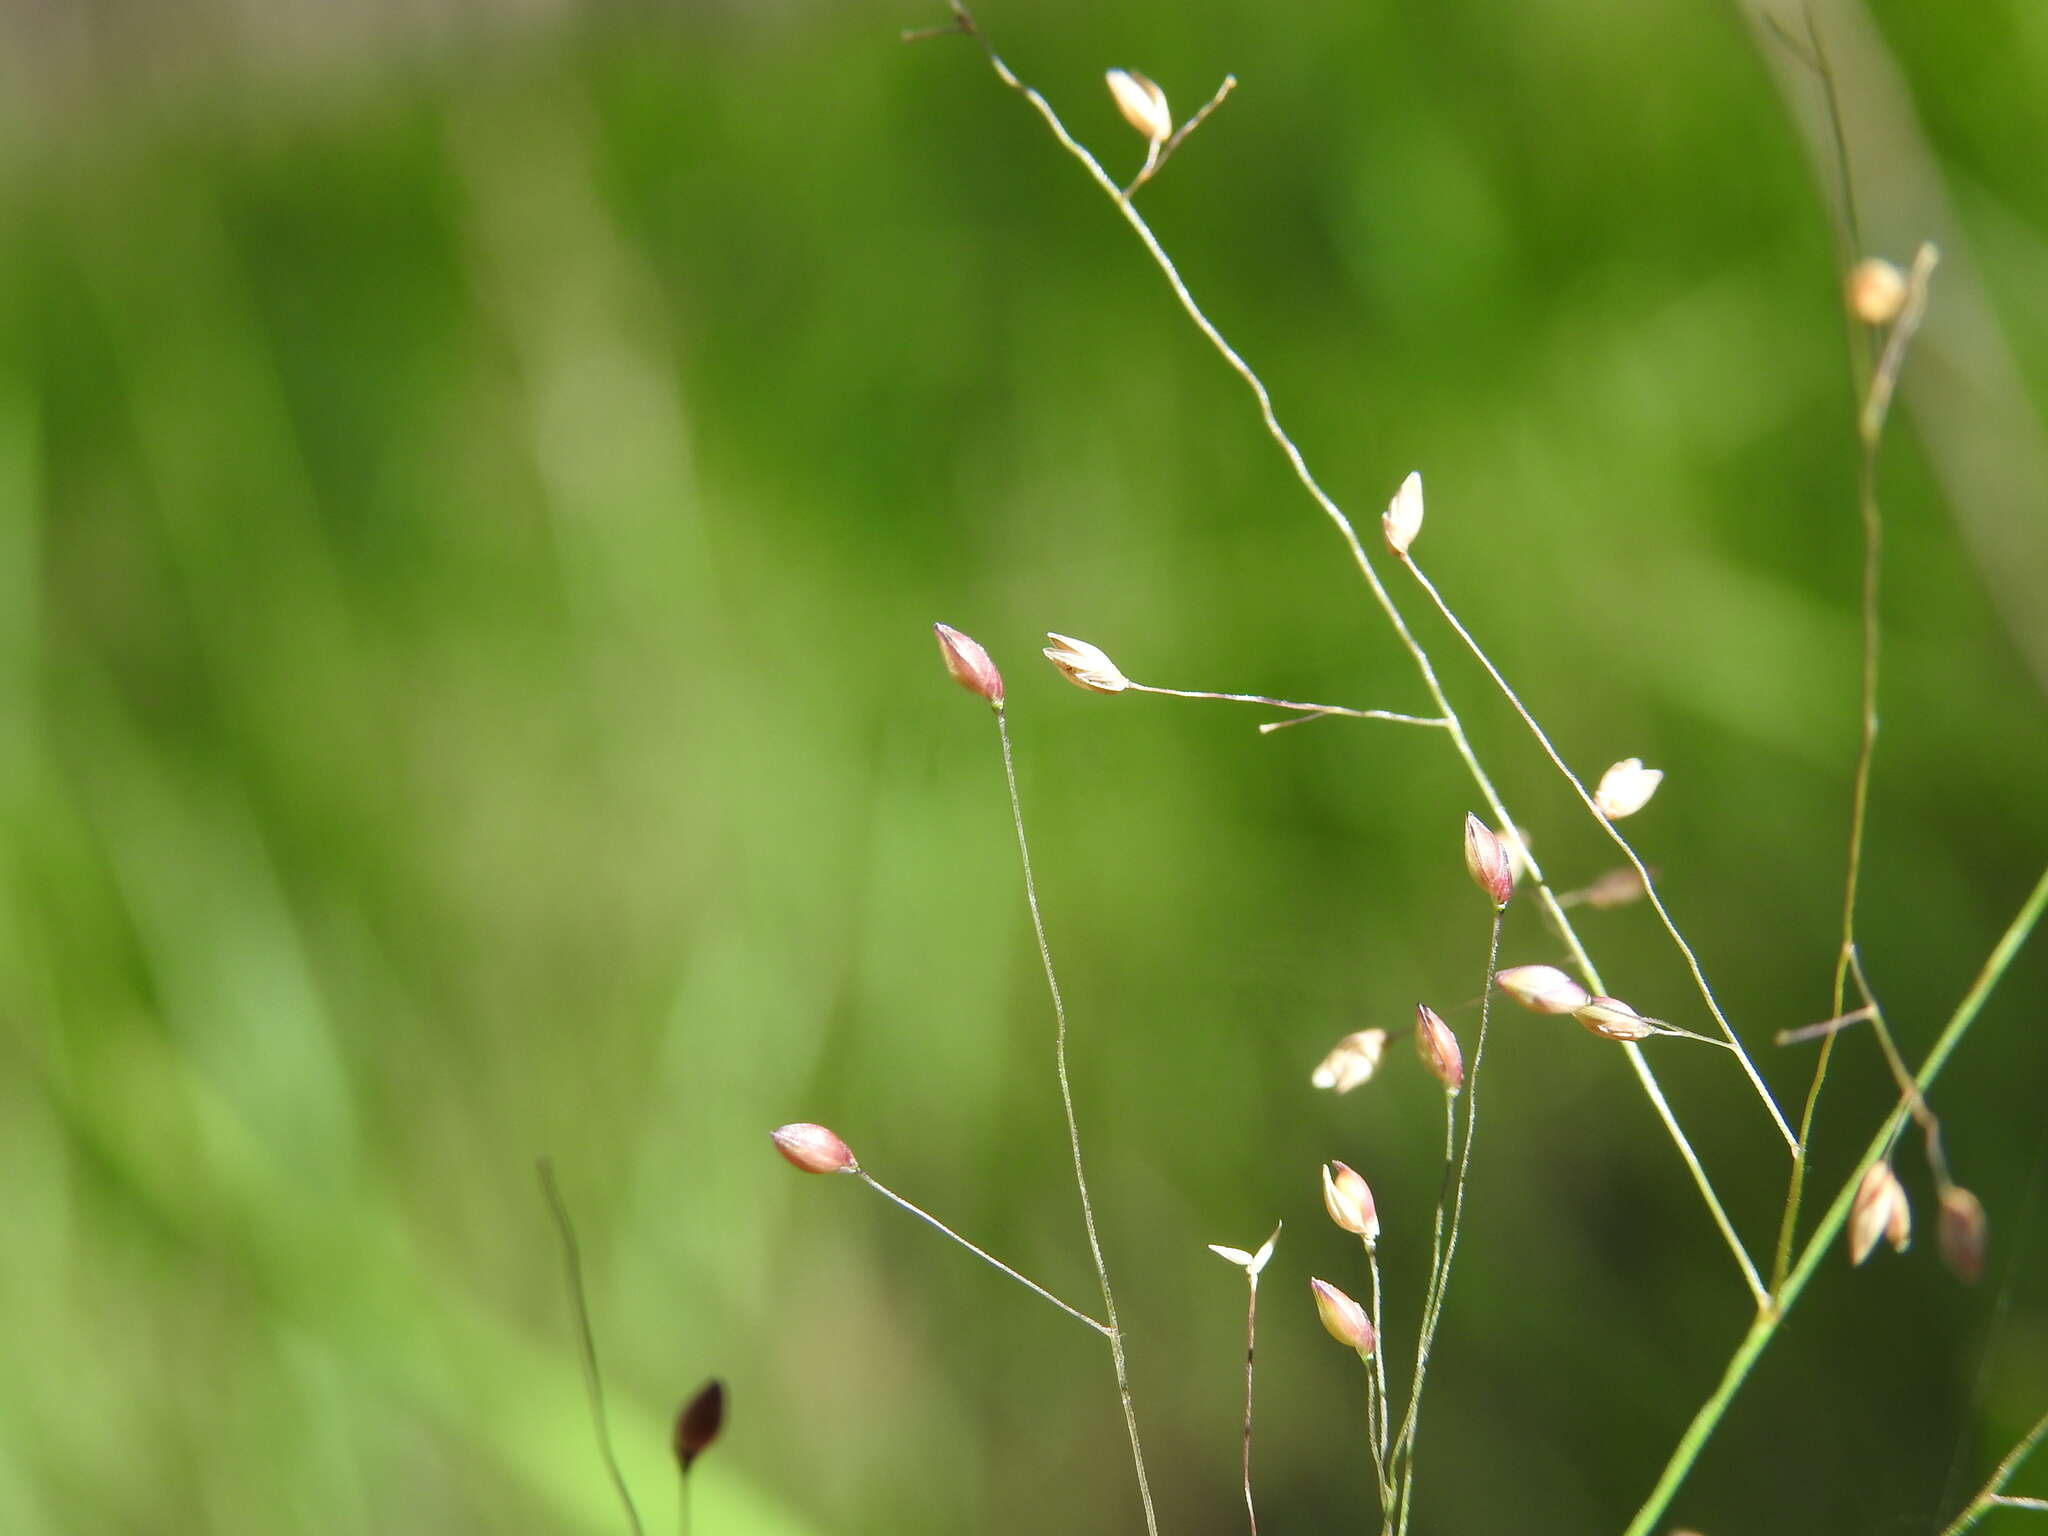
[1937,1186,1987,1284]
[1463,813,1515,907]
[1310,1277,1376,1355]
[674,1379,726,1473]
[770,1122,857,1175]
[1414,1004,1464,1093]
[933,622,1004,706]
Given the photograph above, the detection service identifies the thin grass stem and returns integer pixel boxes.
[994,707,1159,1536]
[537,1158,645,1536]
[1622,861,2048,1536]
[932,0,1766,1305]
[1774,240,1940,1287]
[853,1170,1109,1334]
[1130,681,1445,729]
[1391,907,1503,1535]
[1238,1269,1262,1536]
[1938,1407,2048,1535]
[1401,556,1796,1156]
[1365,1240,1391,1501]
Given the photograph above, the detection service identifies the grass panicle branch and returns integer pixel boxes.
[994,705,1159,1536]
[925,0,1770,1310]
[1774,238,1942,1289]
[1622,861,2048,1536]
[853,1168,1110,1334]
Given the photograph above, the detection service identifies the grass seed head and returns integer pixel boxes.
[1594,757,1664,819]
[1042,632,1132,694]
[1847,257,1909,326]
[1496,964,1591,1015]
[1848,1161,1910,1265]
[1574,996,1657,1043]
[933,622,1004,707]
[1310,1277,1376,1355]
[1322,1160,1380,1242]
[1311,1028,1388,1093]
[674,1379,726,1474]
[1414,1004,1464,1093]
[771,1122,858,1175]
[1382,470,1424,557]
[1463,812,1515,906]
[1105,69,1172,143]
[1937,1186,1987,1283]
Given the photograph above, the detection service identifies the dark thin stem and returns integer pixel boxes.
[538,1159,645,1536]
[855,1169,1109,1335]
[994,707,1159,1536]
[1239,1274,1261,1536]
[1622,862,2048,1536]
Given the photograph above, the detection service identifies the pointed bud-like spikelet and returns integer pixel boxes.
[1322,1161,1380,1242]
[1846,257,1909,326]
[770,1122,857,1174]
[1495,964,1592,1016]
[1937,1186,1987,1283]
[1848,1161,1910,1265]
[1594,758,1664,819]
[1042,633,1132,694]
[933,622,1004,707]
[1382,471,1424,557]
[1582,865,1650,909]
[1463,813,1515,906]
[1574,996,1657,1043]
[674,1379,726,1474]
[1310,1277,1376,1354]
[1311,1029,1388,1093]
[1105,69,1172,143]
[1414,1005,1464,1093]
[1210,1224,1281,1277]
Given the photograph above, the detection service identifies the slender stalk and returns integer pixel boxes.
[537,1159,645,1536]
[1124,75,1237,199]
[1389,1091,1457,1536]
[994,708,1159,1536]
[1129,681,1446,729]
[1392,907,1503,1535]
[1366,1242,1392,1489]
[1939,1410,2048,1534]
[932,0,1765,1306]
[1622,861,2048,1536]
[1238,1270,1262,1536]
[1774,241,1940,1288]
[1402,556,1795,1155]
[854,1169,1109,1334]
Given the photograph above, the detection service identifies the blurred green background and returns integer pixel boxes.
[2,0,2045,1531]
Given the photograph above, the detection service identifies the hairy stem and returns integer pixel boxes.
[995,708,1159,1536]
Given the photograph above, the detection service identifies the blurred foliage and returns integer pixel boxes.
[1,0,2045,1531]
